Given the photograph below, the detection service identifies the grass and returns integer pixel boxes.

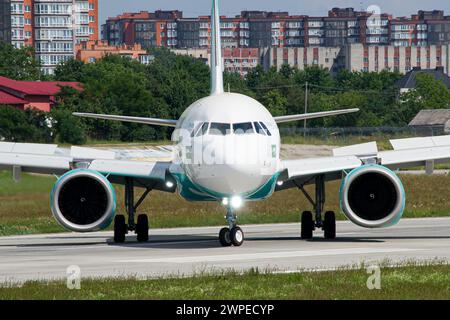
[0,171,449,236]
[0,262,449,299]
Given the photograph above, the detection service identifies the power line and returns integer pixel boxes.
[250,82,397,95]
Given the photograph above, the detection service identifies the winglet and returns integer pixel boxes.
[210,0,224,95]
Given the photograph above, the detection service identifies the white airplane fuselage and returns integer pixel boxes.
[171,93,281,202]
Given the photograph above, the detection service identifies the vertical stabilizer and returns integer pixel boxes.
[210,0,224,95]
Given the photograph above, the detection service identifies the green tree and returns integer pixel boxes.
[54,59,85,82]
[51,109,86,145]
[262,90,288,117]
[0,42,42,80]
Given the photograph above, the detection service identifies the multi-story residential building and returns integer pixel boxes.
[103,8,450,50]
[0,0,11,43]
[102,10,181,49]
[340,43,450,74]
[75,40,153,64]
[1,0,98,74]
[172,47,260,76]
[173,43,450,76]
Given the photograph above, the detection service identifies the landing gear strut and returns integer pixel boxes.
[114,178,152,243]
[219,207,244,247]
[296,175,336,240]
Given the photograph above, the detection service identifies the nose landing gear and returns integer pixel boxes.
[219,207,244,246]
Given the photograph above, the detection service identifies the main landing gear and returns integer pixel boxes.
[295,175,336,240]
[219,207,244,247]
[114,178,152,243]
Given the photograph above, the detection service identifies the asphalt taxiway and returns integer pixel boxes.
[0,217,449,282]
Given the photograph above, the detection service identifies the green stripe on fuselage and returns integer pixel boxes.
[171,172,280,202]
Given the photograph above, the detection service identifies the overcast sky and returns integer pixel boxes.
[100,0,450,24]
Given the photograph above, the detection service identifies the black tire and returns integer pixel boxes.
[301,211,314,239]
[136,214,149,242]
[219,227,232,247]
[323,211,336,239]
[114,215,126,243]
[230,227,244,247]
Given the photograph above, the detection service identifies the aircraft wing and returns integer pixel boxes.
[73,113,178,127]
[0,142,174,191]
[278,135,450,190]
[274,108,359,124]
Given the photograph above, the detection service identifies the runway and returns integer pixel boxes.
[0,217,449,283]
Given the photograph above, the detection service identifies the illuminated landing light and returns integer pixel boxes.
[166,181,174,188]
[222,198,229,206]
[231,196,243,209]
[277,180,284,186]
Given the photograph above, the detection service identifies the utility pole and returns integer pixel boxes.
[304,81,308,138]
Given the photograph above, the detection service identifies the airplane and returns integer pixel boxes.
[1,0,450,247]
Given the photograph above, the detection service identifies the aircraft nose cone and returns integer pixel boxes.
[191,163,269,196]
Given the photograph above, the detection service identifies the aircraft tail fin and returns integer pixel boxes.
[210,0,224,95]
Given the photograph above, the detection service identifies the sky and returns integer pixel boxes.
[100,0,450,25]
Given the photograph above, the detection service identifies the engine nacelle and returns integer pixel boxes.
[340,165,405,228]
[50,169,116,232]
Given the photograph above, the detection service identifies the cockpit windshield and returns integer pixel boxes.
[209,123,231,136]
[192,121,271,137]
[233,122,254,135]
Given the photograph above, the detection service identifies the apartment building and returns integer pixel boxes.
[103,8,450,50]
[173,44,450,77]
[102,10,181,48]
[0,0,11,43]
[1,0,99,74]
[76,40,153,64]
[341,43,450,74]
[173,47,260,76]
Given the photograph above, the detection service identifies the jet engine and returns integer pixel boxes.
[50,169,116,232]
[340,165,405,228]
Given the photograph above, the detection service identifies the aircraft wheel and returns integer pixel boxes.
[219,227,232,247]
[230,226,244,247]
[136,214,149,242]
[114,215,126,243]
[323,211,336,239]
[301,211,314,239]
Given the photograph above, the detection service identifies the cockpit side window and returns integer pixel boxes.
[233,122,254,135]
[253,122,266,136]
[259,122,272,136]
[209,122,231,136]
[196,122,209,137]
[191,122,204,137]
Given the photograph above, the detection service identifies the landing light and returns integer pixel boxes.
[231,196,243,209]
[277,180,284,186]
[165,181,174,188]
[222,198,229,206]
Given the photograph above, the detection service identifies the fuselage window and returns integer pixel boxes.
[196,122,209,137]
[233,122,254,135]
[253,122,266,136]
[209,122,231,136]
[259,122,272,136]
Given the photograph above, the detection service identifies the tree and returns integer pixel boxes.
[54,59,85,82]
[51,109,86,145]
[262,90,288,117]
[0,41,42,80]
[390,73,450,125]
[0,105,52,142]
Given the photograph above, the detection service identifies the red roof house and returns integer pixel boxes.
[0,76,82,112]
